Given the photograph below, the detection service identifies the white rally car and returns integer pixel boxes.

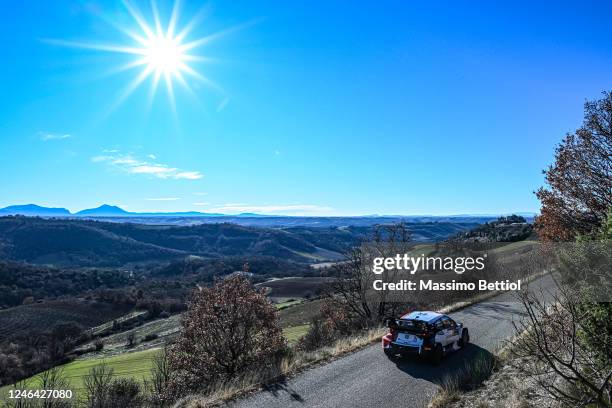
[382,311,469,364]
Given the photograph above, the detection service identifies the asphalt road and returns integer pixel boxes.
[231,275,557,408]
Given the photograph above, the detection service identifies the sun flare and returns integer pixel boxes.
[143,35,185,75]
[47,0,241,113]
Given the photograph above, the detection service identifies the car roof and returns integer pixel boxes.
[400,311,444,322]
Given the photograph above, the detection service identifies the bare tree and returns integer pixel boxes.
[37,367,73,408]
[326,223,413,328]
[83,362,114,408]
[126,331,136,348]
[146,345,173,407]
[512,284,612,407]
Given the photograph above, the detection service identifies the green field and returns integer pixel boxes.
[283,324,310,344]
[1,323,310,403]
[275,298,304,310]
[0,348,158,402]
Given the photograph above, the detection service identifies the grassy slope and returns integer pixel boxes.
[0,300,131,342]
[0,348,158,401]
[283,324,311,344]
[0,322,311,402]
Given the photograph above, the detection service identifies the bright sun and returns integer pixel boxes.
[47,0,239,112]
[143,35,185,75]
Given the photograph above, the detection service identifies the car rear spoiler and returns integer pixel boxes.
[385,318,399,329]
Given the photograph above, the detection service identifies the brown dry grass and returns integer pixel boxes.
[173,328,385,407]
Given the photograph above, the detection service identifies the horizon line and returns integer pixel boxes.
[0,203,539,218]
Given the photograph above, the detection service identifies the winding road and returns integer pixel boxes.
[231,275,556,408]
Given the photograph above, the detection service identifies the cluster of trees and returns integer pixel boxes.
[0,321,86,386]
[0,217,363,266]
[513,91,611,407]
[496,214,527,224]
[459,214,533,243]
[0,261,131,308]
[150,255,315,281]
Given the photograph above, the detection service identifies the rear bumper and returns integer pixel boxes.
[384,342,433,357]
[390,343,421,355]
[382,334,433,357]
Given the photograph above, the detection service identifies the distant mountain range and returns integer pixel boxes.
[0,204,72,216]
[0,203,537,220]
[0,204,227,218]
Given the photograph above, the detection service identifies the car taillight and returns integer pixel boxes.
[390,328,398,341]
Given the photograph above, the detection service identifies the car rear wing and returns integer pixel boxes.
[386,318,432,334]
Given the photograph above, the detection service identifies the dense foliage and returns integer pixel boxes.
[518,91,612,407]
[536,91,612,241]
[0,261,130,308]
[0,217,365,266]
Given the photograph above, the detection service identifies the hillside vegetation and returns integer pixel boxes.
[0,216,478,267]
[0,217,360,266]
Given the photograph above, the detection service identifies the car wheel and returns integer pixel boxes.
[431,344,443,365]
[458,329,469,347]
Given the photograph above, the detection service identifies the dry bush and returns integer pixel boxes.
[93,338,104,351]
[36,367,73,408]
[297,318,334,352]
[436,352,498,396]
[512,284,611,407]
[145,345,173,407]
[166,276,286,398]
[105,377,142,407]
[126,331,136,348]
[83,361,113,408]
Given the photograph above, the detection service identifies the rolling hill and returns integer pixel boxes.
[0,217,357,266]
[0,216,480,267]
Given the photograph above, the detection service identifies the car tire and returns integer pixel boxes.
[431,344,443,365]
[458,329,469,347]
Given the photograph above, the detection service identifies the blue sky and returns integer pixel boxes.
[1,1,610,215]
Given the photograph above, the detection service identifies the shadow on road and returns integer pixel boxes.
[459,301,525,318]
[391,343,494,384]
[261,377,305,403]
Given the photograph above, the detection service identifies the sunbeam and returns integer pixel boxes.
[46,0,239,112]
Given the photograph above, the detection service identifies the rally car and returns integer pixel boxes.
[382,311,469,364]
